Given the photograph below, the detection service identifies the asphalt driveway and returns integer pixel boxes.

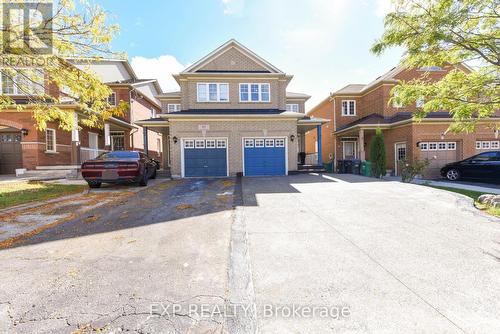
[1,174,499,333]
[237,174,500,333]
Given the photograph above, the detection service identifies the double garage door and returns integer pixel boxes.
[182,137,286,177]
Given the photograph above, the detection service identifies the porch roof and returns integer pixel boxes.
[335,112,456,134]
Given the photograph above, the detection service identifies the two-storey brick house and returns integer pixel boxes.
[306,65,500,178]
[0,59,163,175]
[137,39,324,178]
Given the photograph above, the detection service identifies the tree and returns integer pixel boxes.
[370,128,387,178]
[371,0,500,133]
[0,0,125,130]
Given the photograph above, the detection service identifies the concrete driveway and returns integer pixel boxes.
[236,174,500,333]
[1,174,499,333]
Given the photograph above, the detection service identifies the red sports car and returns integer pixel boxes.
[81,151,160,188]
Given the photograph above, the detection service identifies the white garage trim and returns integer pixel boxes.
[241,136,288,176]
[180,137,229,178]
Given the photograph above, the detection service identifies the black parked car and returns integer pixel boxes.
[440,151,500,181]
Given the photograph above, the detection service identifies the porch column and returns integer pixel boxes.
[143,127,149,155]
[104,123,111,150]
[358,128,366,160]
[317,125,322,165]
[71,112,80,165]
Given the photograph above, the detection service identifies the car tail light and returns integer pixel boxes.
[83,162,104,169]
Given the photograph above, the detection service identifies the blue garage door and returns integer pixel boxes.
[184,139,227,177]
[244,138,286,176]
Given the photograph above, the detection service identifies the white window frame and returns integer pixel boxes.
[476,141,482,149]
[45,128,56,152]
[206,139,216,148]
[419,142,428,151]
[342,141,357,159]
[239,83,271,102]
[265,139,275,147]
[1,69,44,95]
[167,103,181,113]
[428,142,438,151]
[197,83,229,102]
[217,139,227,148]
[341,100,356,116]
[184,140,194,148]
[482,141,491,149]
[254,139,265,147]
[491,141,500,149]
[195,139,206,148]
[438,142,447,150]
[447,142,456,150]
[392,92,403,108]
[275,138,285,147]
[244,139,254,148]
[286,104,299,113]
[107,92,117,106]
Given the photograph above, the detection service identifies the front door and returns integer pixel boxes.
[395,142,407,176]
[88,132,99,159]
[343,141,357,160]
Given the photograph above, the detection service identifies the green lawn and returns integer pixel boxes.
[427,185,485,200]
[0,181,86,209]
[427,185,500,217]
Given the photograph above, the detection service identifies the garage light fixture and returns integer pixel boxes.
[173,136,178,144]
[21,128,28,136]
[290,135,295,142]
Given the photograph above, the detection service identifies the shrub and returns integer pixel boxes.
[369,128,386,178]
[399,158,430,183]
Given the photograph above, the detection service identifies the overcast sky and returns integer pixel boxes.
[100,0,404,109]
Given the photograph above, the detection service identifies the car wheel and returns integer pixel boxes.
[87,181,101,188]
[151,168,157,179]
[138,169,148,186]
[446,169,460,181]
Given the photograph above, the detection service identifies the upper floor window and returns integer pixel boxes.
[392,92,403,108]
[286,104,299,112]
[167,103,181,112]
[416,97,424,108]
[420,66,443,72]
[240,83,270,102]
[1,69,44,95]
[341,100,356,116]
[107,92,117,106]
[197,83,229,102]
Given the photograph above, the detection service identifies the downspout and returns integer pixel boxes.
[331,93,337,172]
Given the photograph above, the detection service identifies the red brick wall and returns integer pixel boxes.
[305,99,334,161]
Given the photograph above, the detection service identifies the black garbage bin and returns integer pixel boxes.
[352,159,361,174]
[298,152,306,165]
[337,160,345,173]
[344,160,354,173]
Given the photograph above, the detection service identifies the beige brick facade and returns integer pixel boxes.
[169,119,298,177]
[198,47,268,72]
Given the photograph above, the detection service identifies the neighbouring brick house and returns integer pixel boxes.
[306,65,500,178]
[136,39,324,178]
[0,59,163,174]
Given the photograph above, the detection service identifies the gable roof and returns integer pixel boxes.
[182,39,283,74]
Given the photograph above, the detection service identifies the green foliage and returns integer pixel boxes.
[370,128,387,178]
[372,0,500,133]
[0,0,125,131]
[399,158,430,183]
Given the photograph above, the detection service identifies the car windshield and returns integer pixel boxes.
[97,151,139,159]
